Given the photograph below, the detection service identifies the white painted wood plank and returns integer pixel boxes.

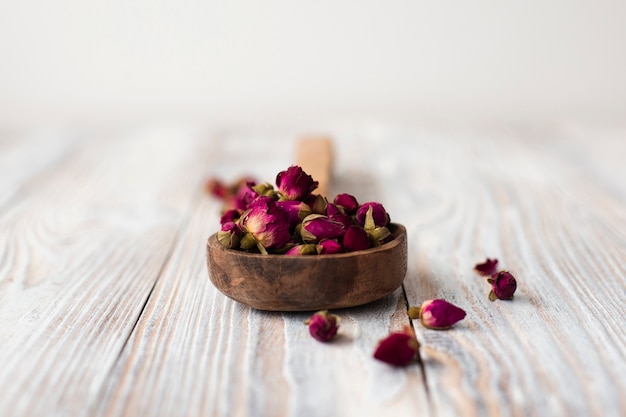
[351,126,626,417]
[0,126,211,417]
[94,133,429,417]
[0,128,79,209]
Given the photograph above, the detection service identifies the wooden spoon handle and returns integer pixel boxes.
[296,137,333,198]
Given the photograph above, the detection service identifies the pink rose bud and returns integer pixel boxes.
[240,197,291,253]
[252,182,278,199]
[488,271,517,300]
[276,165,319,200]
[205,177,229,199]
[304,194,328,214]
[277,200,312,227]
[326,203,353,229]
[300,214,346,243]
[217,221,243,249]
[418,299,466,330]
[304,310,340,342]
[373,326,419,366]
[285,244,318,256]
[317,239,343,254]
[356,202,390,228]
[232,181,259,211]
[342,225,371,252]
[333,193,359,215]
[220,209,242,225]
[474,258,499,276]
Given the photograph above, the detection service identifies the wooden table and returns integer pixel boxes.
[1,124,625,417]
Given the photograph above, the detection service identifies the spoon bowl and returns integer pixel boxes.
[206,223,407,311]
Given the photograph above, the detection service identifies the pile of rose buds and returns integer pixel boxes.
[303,258,518,367]
[207,165,393,255]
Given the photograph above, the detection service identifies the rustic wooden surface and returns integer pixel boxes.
[0,124,624,417]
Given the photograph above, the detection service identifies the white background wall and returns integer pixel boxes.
[1,0,625,126]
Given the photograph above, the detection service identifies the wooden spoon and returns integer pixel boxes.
[206,137,408,311]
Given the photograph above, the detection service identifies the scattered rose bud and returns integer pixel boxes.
[333,193,359,215]
[304,310,340,342]
[276,165,319,200]
[277,200,312,227]
[285,244,318,256]
[356,202,390,228]
[373,326,419,366]
[488,271,517,301]
[317,239,343,254]
[240,197,291,253]
[407,306,420,320]
[474,258,499,276]
[342,225,371,252]
[417,299,466,330]
[300,214,346,243]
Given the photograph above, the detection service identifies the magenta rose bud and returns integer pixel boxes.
[333,193,359,215]
[285,244,318,256]
[220,209,242,225]
[304,310,340,342]
[233,181,259,210]
[474,258,499,276]
[300,214,346,243]
[277,200,312,226]
[356,202,390,228]
[276,165,319,200]
[217,221,243,249]
[240,197,291,253]
[488,271,517,300]
[326,203,353,229]
[418,299,466,330]
[205,177,229,199]
[373,326,419,366]
[342,225,371,252]
[317,239,343,254]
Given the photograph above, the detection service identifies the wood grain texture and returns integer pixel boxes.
[0,127,212,417]
[1,125,625,417]
[345,126,626,417]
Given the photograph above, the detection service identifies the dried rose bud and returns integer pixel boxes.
[357,202,390,228]
[231,181,259,211]
[342,225,371,252]
[488,271,517,301]
[276,165,319,200]
[418,299,466,330]
[333,193,359,215]
[300,214,346,243]
[474,258,499,276]
[277,200,312,227]
[285,244,318,256]
[317,239,343,254]
[373,326,419,366]
[220,209,242,225]
[252,182,278,198]
[240,197,291,254]
[326,203,353,229]
[304,310,340,342]
[304,194,328,214]
[205,177,229,199]
[217,221,243,249]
